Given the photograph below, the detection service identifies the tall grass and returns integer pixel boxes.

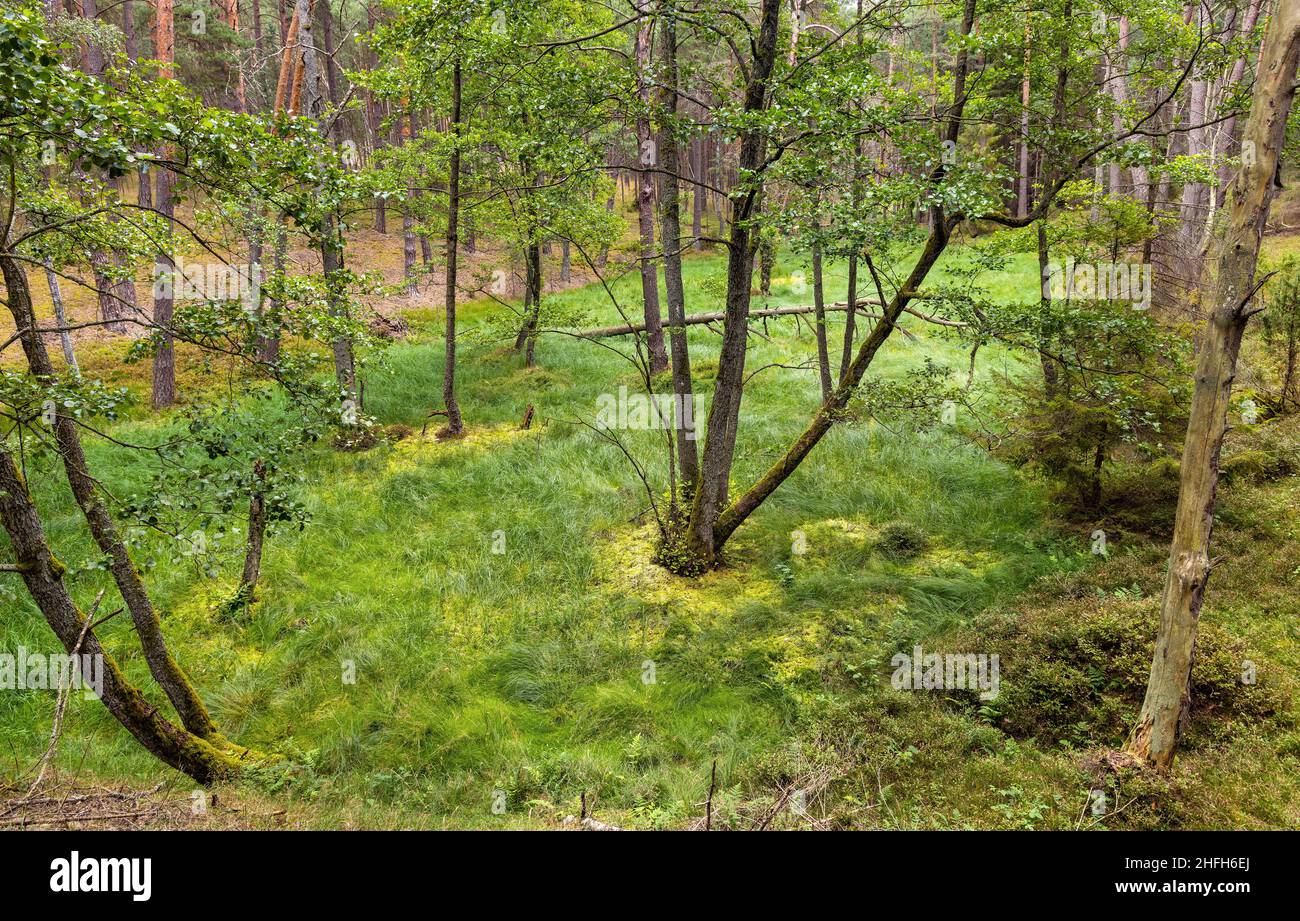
[4,246,1079,825]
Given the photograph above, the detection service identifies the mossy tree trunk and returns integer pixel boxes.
[0,449,241,785]
[1,253,222,742]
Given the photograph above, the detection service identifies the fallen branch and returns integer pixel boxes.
[1,810,156,828]
[574,298,964,339]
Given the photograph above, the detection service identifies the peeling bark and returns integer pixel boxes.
[1127,0,1300,770]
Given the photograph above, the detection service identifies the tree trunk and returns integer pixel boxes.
[1214,0,1266,209]
[840,253,857,383]
[151,0,176,409]
[258,218,286,363]
[365,0,384,231]
[252,0,264,58]
[758,236,774,296]
[236,459,268,605]
[43,258,79,374]
[812,240,832,400]
[1037,222,1060,398]
[523,242,542,367]
[597,152,615,267]
[683,0,782,569]
[278,0,290,49]
[462,168,475,252]
[1126,0,1300,770]
[657,0,699,489]
[322,215,357,408]
[442,60,464,434]
[691,136,704,250]
[402,115,417,293]
[1017,20,1031,217]
[122,0,137,60]
[635,16,668,374]
[78,0,104,74]
[693,0,978,565]
[1,254,221,741]
[293,0,356,412]
[317,0,338,106]
[226,0,247,113]
[0,450,242,785]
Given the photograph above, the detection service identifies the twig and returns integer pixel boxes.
[21,591,105,800]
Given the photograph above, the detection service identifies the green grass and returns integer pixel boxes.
[3,244,1297,829]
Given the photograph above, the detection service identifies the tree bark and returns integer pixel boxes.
[1037,222,1060,398]
[691,135,704,250]
[252,0,264,59]
[523,242,542,366]
[226,0,248,113]
[43,258,79,374]
[840,252,857,383]
[401,113,417,293]
[122,0,138,60]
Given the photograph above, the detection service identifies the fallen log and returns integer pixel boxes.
[574,298,963,339]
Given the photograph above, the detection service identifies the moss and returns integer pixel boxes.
[877,521,929,560]
[1221,449,1295,483]
[946,598,1289,750]
[651,515,710,578]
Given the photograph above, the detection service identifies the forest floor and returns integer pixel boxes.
[2,231,1298,830]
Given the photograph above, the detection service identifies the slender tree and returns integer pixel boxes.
[1127,0,1300,770]
[152,0,178,409]
[634,6,668,373]
[442,58,465,434]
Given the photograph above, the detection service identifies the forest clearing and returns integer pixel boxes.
[1,0,1299,868]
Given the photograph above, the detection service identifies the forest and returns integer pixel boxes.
[0,0,1299,836]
